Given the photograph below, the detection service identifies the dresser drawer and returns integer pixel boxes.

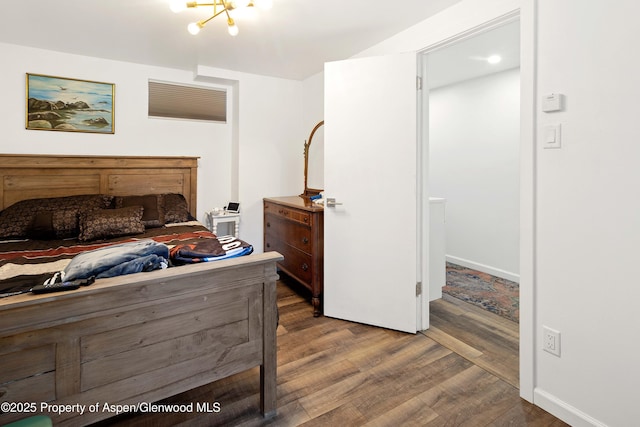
[264,201,313,227]
[265,237,313,286]
[265,214,312,253]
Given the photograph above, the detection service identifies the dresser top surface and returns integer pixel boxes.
[264,196,324,212]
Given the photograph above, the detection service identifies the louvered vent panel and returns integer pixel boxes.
[148,81,226,122]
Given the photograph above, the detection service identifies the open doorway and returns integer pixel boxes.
[421,19,521,386]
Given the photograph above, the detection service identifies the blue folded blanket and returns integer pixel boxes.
[63,240,169,281]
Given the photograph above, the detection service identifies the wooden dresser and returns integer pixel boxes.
[263,196,324,316]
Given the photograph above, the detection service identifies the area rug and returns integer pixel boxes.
[442,262,519,323]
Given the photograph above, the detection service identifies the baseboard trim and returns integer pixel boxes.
[445,255,520,283]
[534,388,608,427]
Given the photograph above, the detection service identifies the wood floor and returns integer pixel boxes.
[95,279,567,427]
[425,294,520,389]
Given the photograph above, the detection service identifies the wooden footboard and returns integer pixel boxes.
[0,252,282,426]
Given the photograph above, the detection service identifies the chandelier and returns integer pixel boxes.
[169,0,273,36]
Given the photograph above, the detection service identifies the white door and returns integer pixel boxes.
[324,53,419,333]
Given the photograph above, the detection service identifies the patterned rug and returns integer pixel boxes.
[443,262,519,323]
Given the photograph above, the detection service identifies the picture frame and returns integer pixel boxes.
[26,73,115,134]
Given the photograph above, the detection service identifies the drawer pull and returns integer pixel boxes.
[303,216,309,222]
[266,222,271,228]
[302,237,309,244]
[266,243,271,248]
[301,263,309,271]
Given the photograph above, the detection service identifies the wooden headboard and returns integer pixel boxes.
[0,154,199,216]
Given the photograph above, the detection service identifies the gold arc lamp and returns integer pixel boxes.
[170,0,273,36]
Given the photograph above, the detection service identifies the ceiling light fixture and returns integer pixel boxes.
[170,0,272,36]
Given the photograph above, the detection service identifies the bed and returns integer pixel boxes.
[0,154,281,426]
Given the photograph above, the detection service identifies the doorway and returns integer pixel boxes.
[426,19,521,311]
[420,19,521,383]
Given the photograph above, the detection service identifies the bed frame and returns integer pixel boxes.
[0,155,282,426]
[0,154,199,214]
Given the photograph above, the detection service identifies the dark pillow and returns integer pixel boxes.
[114,194,165,228]
[162,193,190,224]
[27,211,55,240]
[0,194,113,239]
[78,206,145,242]
[52,208,86,239]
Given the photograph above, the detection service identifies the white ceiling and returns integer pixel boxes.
[0,0,466,81]
[427,20,520,89]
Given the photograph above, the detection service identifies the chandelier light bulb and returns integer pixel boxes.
[228,19,239,36]
[232,0,252,8]
[188,22,202,35]
[487,55,502,64]
[169,0,187,13]
[254,0,273,10]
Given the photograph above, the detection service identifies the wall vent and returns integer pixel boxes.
[148,80,226,122]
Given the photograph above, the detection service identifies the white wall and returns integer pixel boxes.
[195,65,305,249]
[0,42,304,252]
[346,0,640,425]
[302,71,324,133]
[301,72,325,191]
[534,1,640,426]
[429,68,520,281]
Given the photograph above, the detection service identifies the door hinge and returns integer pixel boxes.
[416,76,422,91]
[416,282,422,296]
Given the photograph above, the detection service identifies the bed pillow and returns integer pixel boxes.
[114,194,165,228]
[162,193,191,224]
[27,211,56,240]
[0,194,114,239]
[78,206,145,242]
[50,195,115,239]
[52,208,87,239]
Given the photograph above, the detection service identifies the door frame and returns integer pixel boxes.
[416,5,536,402]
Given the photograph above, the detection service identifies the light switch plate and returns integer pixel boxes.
[543,124,561,149]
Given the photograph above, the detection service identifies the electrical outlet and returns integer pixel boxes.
[543,326,561,357]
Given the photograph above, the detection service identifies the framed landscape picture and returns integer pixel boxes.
[26,73,115,134]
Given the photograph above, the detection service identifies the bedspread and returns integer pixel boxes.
[0,224,252,297]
